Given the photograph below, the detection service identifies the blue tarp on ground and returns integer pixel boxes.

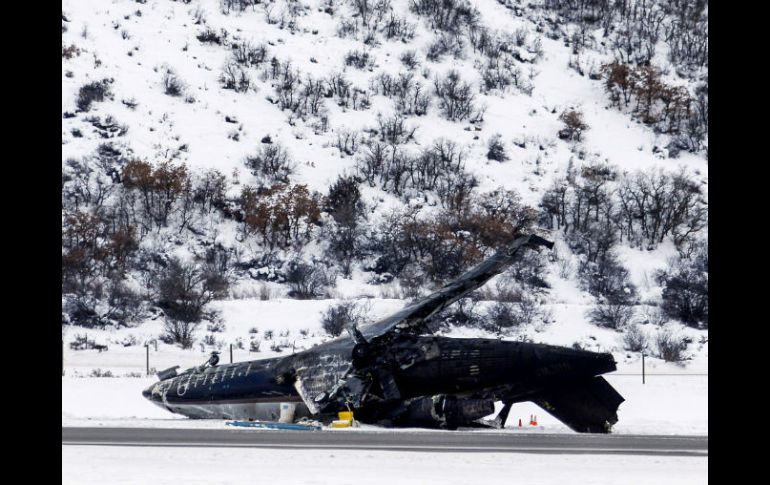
[226,420,322,431]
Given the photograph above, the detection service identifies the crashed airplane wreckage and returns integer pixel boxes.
[143,234,624,433]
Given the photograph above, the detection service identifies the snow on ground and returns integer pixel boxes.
[61,373,707,435]
[62,445,707,485]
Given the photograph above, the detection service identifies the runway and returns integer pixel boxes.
[62,427,707,456]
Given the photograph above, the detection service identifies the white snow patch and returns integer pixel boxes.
[62,445,707,485]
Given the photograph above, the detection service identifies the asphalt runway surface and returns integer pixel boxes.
[62,427,707,456]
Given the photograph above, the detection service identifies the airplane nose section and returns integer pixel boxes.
[142,383,157,401]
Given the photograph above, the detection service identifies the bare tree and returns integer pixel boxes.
[558,109,589,141]
[158,258,221,348]
[433,70,475,121]
[244,143,295,183]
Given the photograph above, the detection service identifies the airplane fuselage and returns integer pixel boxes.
[143,336,617,426]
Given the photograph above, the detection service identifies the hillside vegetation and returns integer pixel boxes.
[61,0,708,366]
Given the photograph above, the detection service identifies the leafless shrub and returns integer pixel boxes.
[434,297,482,331]
[344,49,373,69]
[484,301,520,335]
[244,142,295,183]
[220,0,259,15]
[333,128,361,156]
[588,303,635,330]
[654,329,687,362]
[434,70,475,121]
[656,244,708,328]
[197,27,226,45]
[371,72,430,116]
[89,368,114,377]
[202,334,217,346]
[62,44,81,59]
[400,50,419,70]
[192,5,206,24]
[426,33,465,61]
[558,109,589,141]
[232,41,269,66]
[486,134,508,161]
[320,301,364,337]
[220,60,251,92]
[639,306,667,326]
[375,113,417,144]
[381,12,415,41]
[580,251,637,305]
[622,323,648,352]
[156,257,225,348]
[162,319,200,349]
[285,260,335,299]
[162,68,186,97]
[77,80,112,111]
[337,17,359,38]
[410,0,480,35]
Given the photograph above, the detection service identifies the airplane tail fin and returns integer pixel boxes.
[533,376,624,433]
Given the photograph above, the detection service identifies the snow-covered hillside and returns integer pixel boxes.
[61,0,708,383]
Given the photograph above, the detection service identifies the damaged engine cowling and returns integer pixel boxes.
[397,395,494,429]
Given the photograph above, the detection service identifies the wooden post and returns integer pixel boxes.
[146,344,150,376]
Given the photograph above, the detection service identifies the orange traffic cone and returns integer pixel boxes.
[518,418,522,427]
[532,415,538,426]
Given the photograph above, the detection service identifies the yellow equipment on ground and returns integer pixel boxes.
[330,411,355,428]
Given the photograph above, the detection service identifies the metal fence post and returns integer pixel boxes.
[62,340,65,377]
[230,343,233,363]
[146,344,150,376]
[642,353,645,384]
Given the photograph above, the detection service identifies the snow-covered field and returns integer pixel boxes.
[62,445,707,485]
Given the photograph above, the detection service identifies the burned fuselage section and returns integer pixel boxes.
[295,335,622,431]
[142,234,625,433]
